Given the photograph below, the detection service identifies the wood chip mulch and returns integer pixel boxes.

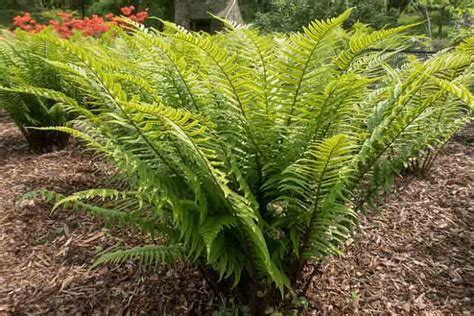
[0,112,472,315]
[305,139,473,315]
[0,114,215,315]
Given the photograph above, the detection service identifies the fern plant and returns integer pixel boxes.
[14,11,473,313]
[0,30,82,152]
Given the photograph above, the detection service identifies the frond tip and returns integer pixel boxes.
[93,245,184,268]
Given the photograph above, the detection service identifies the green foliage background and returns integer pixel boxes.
[254,0,400,32]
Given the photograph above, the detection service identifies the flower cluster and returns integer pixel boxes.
[13,12,45,33]
[13,6,149,38]
[119,5,149,23]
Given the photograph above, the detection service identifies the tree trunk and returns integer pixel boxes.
[80,0,85,18]
[174,0,190,29]
[70,0,86,17]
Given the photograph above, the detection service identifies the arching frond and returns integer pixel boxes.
[93,245,184,268]
[336,24,416,71]
[276,9,352,126]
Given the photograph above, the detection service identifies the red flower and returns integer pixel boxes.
[13,13,39,31]
[12,7,147,38]
[135,11,149,23]
[33,24,45,33]
[121,6,135,16]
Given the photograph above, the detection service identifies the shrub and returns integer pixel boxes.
[12,6,148,38]
[18,11,473,312]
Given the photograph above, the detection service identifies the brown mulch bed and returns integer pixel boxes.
[306,139,473,314]
[1,112,473,315]
[0,114,215,315]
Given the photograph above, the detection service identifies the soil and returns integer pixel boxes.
[1,111,473,315]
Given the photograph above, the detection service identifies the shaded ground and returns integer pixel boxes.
[1,112,473,314]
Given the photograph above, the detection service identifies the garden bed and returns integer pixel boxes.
[0,112,472,314]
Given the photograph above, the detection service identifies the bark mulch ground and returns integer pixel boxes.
[1,112,473,315]
[305,139,473,314]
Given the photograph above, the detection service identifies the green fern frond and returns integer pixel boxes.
[52,188,141,210]
[278,9,352,125]
[335,23,416,71]
[93,245,184,268]
[200,215,238,256]
[432,78,473,109]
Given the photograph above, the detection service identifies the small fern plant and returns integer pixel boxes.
[0,30,81,152]
[15,11,473,313]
